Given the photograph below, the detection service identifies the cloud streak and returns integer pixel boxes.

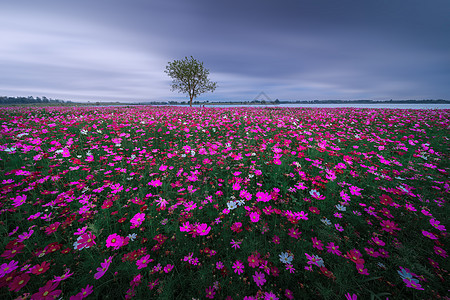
[1,0,449,102]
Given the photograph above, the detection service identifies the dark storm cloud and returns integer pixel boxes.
[1,0,449,102]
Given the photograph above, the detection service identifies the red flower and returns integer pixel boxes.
[380,220,400,233]
[8,273,30,292]
[1,243,24,259]
[379,194,393,206]
[31,261,51,275]
[248,254,260,268]
[31,280,61,300]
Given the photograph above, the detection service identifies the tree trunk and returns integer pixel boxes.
[189,95,193,107]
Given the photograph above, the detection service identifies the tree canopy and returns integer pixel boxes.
[165,56,217,107]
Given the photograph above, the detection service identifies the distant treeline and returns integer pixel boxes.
[0,96,69,104]
[286,99,450,104]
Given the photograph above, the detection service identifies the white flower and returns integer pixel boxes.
[4,147,17,153]
[335,204,346,212]
[80,129,88,135]
[127,233,137,241]
[227,201,238,210]
[279,252,293,264]
[321,218,331,226]
[236,199,245,206]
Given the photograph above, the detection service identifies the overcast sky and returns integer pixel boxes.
[1,0,450,102]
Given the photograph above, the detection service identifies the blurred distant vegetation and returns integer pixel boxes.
[0,96,68,105]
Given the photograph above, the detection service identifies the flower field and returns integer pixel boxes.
[0,106,448,300]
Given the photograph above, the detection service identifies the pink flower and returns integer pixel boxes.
[232,260,244,275]
[253,271,266,287]
[94,258,112,280]
[430,219,446,231]
[148,179,162,187]
[164,264,174,273]
[309,189,325,200]
[380,220,400,233]
[74,231,96,250]
[264,291,279,300]
[403,277,424,290]
[216,261,224,270]
[345,293,357,300]
[106,233,125,249]
[255,191,271,202]
[0,260,18,278]
[284,289,294,300]
[287,227,301,239]
[11,194,27,207]
[195,223,211,236]
[180,221,191,232]
[311,237,324,250]
[349,185,363,196]
[249,212,260,223]
[421,230,438,240]
[434,246,448,258]
[326,242,342,256]
[136,254,152,269]
[231,239,242,249]
[130,212,146,229]
[205,286,216,299]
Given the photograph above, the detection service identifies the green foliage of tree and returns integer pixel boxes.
[165,56,217,107]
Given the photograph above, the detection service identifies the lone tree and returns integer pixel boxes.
[165,56,217,107]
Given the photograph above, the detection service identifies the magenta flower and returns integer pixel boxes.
[164,264,174,273]
[380,220,400,233]
[421,230,438,240]
[11,194,27,207]
[255,191,271,202]
[106,233,124,249]
[195,223,211,236]
[284,289,294,300]
[349,185,363,196]
[311,237,324,250]
[0,260,18,278]
[287,227,301,239]
[130,212,145,229]
[205,286,216,299]
[180,221,192,232]
[430,218,446,231]
[94,258,112,280]
[253,271,266,287]
[309,189,326,200]
[216,261,224,270]
[345,293,357,300]
[403,277,424,290]
[148,179,162,187]
[232,260,244,275]
[249,211,260,222]
[263,291,279,300]
[434,246,448,258]
[74,231,96,250]
[326,242,342,256]
[231,239,242,249]
[136,254,152,269]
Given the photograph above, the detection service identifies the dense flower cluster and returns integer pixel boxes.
[0,106,448,299]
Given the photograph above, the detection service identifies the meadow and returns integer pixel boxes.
[0,106,448,300]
